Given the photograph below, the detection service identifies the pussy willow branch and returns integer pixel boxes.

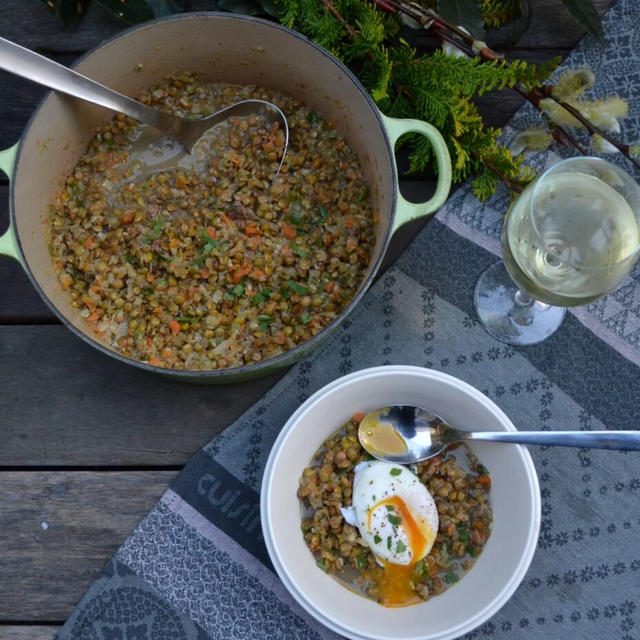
[368,0,640,171]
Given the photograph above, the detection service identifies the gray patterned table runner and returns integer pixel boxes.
[60,2,640,638]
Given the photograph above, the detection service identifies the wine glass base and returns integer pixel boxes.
[474,261,566,346]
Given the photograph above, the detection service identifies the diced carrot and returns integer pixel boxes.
[244,224,261,235]
[323,233,333,247]
[251,268,266,281]
[84,237,96,249]
[200,269,209,279]
[275,331,286,345]
[282,222,296,239]
[345,217,356,229]
[162,347,173,359]
[325,281,335,293]
[472,520,486,531]
[352,412,366,425]
[477,476,491,487]
[232,263,251,283]
[149,357,163,367]
[222,214,232,227]
[146,337,153,347]
[346,238,357,251]
[206,226,217,240]
[169,320,181,336]
[282,244,290,252]
[146,273,156,284]
[120,211,134,225]
[87,311,100,323]
[447,523,455,536]
[169,238,180,249]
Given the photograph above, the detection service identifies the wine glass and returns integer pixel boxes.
[474,156,640,345]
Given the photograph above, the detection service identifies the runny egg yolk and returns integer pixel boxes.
[367,495,436,607]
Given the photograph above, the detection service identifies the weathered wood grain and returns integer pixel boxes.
[0,626,59,640]
[0,325,286,466]
[0,471,176,620]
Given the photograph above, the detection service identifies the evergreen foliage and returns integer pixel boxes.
[479,0,521,28]
[279,0,559,198]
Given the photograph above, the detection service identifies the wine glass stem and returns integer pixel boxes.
[514,289,534,307]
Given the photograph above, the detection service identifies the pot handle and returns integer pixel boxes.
[0,142,21,262]
[380,114,452,233]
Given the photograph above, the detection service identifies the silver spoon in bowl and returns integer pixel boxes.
[357,405,640,464]
[0,36,289,173]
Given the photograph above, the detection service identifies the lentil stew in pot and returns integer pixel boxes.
[48,72,376,371]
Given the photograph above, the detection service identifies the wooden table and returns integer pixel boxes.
[0,2,612,637]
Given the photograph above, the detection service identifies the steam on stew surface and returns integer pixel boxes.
[48,73,376,371]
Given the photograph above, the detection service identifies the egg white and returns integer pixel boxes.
[350,460,439,565]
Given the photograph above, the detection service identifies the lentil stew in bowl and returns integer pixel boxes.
[48,73,376,371]
[298,413,493,608]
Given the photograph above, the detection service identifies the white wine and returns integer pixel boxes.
[503,171,640,307]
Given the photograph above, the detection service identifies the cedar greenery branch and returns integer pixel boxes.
[40,0,639,200]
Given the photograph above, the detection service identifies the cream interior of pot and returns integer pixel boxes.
[13,14,396,352]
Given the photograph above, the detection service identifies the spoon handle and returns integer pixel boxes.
[0,37,169,129]
[467,430,640,451]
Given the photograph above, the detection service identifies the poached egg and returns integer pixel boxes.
[341,460,439,606]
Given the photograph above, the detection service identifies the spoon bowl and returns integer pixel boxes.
[358,405,640,464]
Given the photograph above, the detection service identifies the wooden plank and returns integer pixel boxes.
[0,325,285,466]
[0,471,176,621]
[0,627,59,640]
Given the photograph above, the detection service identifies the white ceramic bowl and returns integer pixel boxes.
[261,365,541,640]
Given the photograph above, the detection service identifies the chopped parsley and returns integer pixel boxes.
[373,534,382,545]
[390,468,402,476]
[395,541,406,554]
[386,536,392,550]
[385,505,395,512]
[443,571,460,584]
[293,245,309,258]
[147,215,165,241]
[287,280,309,295]
[456,523,469,543]
[300,311,312,325]
[232,281,245,297]
[388,514,402,526]
[316,559,327,572]
[251,289,272,306]
[357,553,367,568]
[258,314,273,329]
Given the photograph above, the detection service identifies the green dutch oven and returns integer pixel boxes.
[0,13,451,383]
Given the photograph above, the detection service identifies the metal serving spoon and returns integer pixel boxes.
[358,405,640,464]
[0,36,289,171]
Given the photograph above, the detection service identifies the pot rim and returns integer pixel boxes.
[10,11,399,380]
